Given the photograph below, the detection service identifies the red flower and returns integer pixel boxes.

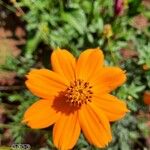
[114,0,124,16]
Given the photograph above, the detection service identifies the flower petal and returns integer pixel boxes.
[53,111,80,150]
[91,67,126,93]
[143,91,150,105]
[26,69,68,99]
[78,104,112,148]
[22,99,60,129]
[76,48,104,81]
[92,94,129,121]
[51,48,76,82]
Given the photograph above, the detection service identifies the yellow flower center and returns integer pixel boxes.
[65,79,93,107]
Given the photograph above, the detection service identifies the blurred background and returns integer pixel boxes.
[0,0,150,149]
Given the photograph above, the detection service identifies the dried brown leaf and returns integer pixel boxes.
[0,27,26,65]
[120,49,138,59]
[0,71,17,86]
[0,105,6,123]
[142,0,150,9]
[131,14,149,30]
[15,27,26,38]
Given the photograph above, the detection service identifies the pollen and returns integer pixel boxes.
[65,79,93,107]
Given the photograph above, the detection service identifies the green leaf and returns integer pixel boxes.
[61,9,87,34]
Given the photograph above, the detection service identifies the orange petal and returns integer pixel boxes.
[143,91,150,105]
[26,69,68,98]
[78,104,112,148]
[53,111,80,150]
[51,48,76,82]
[91,67,126,93]
[92,94,129,121]
[76,48,104,81]
[22,99,60,129]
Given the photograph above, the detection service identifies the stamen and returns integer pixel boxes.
[65,79,93,107]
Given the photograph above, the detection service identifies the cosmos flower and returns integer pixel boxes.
[22,48,129,150]
[143,91,150,105]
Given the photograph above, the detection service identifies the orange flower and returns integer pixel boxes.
[143,91,150,105]
[22,48,129,150]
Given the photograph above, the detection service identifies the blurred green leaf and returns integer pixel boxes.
[61,9,87,34]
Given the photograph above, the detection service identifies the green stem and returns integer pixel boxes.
[0,123,11,128]
[59,0,64,13]
[0,0,16,13]
[108,38,118,66]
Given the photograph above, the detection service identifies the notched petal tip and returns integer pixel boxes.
[122,71,127,82]
[21,118,31,127]
[119,68,127,75]
[52,48,69,53]
[25,69,41,80]
[25,75,29,80]
[109,67,127,88]
[122,101,130,113]
[126,108,130,113]
[21,117,36,128]
[84,47,104,55]
[96,47,103,52]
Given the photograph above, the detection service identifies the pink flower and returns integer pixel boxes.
[114,0,124,16]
